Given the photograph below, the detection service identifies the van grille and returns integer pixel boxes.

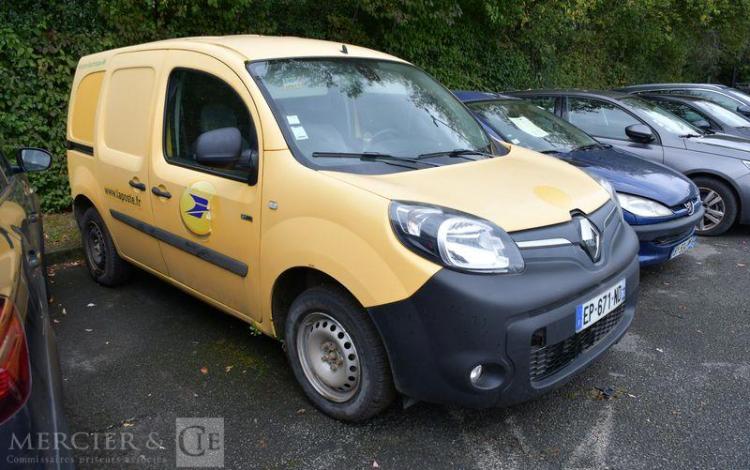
[529,305,625,382]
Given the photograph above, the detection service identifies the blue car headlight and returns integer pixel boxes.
[616,193,673,218]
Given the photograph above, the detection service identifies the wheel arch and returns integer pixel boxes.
[271,266,363,341]
[685,170,743,219]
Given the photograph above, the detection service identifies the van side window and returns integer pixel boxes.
[164,69,258,181]
[71,71,104,145]
[104,67,155,156]
[567,98,640,140]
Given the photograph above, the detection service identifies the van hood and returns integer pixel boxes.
[683,133,750,159]
[322,146,610,233]
[558,147,695,207]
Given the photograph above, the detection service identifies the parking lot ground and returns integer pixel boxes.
[49,227,750,470]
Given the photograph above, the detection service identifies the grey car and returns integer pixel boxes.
[640,94,750,139]
[509,90,750,235]
[616,83,750,119]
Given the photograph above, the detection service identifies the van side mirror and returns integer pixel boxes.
[194,127,242,167]
[736,105,750,117]
[17,148,52,173]
[693,119,711,130]
[625,124,655,144]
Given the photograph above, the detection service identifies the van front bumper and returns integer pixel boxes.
[368,202,640,408]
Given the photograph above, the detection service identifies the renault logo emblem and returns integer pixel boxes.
[577,216,601,262]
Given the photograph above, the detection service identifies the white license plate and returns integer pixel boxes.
[575,280,626,333]
[670,236,696,260]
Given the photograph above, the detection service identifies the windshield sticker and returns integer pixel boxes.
[291,126,308,140]
[509,116,549,138]
[286,115,301,125]
[510,138,521,144]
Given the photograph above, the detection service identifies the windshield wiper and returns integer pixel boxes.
[311,151,442,168]
[417,148,496,160]
[572,143,608,152]
[679,133,703,138]
[538,149,562,154]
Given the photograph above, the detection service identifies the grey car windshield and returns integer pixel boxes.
[248,59,490,170]
[700,101,750,127]
[621,97,700,135]
[468,100,596,153]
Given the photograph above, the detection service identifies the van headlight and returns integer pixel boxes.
[616,193,672,217]
[389,201,524,273]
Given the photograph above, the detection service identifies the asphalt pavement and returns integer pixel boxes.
[49,226,750,469]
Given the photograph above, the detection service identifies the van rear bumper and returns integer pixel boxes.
[367,235,640,408]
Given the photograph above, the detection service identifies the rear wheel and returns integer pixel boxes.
[285,286,395,421]
[79,207,131,286]
[693,176,738,236]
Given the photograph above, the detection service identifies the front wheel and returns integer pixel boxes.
[285,286,395,421]
[693,176,738,236]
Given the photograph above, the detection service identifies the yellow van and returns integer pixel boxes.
[66,35,640,421]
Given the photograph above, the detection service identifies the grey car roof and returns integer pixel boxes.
[616,83,730,92]
[508,89,632,100]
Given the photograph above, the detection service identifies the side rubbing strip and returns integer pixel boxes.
[109,210,248,277]
[65,140,94,156]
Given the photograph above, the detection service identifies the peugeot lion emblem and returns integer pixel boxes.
[577,216,601,262]
[685,200,695,216]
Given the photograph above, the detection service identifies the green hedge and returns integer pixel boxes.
[2,0,749,212]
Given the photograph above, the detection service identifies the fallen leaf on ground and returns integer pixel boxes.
[656,348,664,353]
[200,367,208,375]
[296,408,306,415]
[85,328,93,332]
[53,319,60,324]
[225,365,233,373]
[373,460,380,468]
[87,303,96,307]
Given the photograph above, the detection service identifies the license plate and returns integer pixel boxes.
[575,280,626,333]
[670,236,696,260]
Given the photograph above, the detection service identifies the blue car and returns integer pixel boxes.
[456,91,704,266]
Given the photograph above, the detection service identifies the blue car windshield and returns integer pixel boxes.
[248,59,491,170]
[468,99,597,153]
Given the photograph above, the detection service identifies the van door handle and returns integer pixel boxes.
[151,186,172,199]
[129,179,146,191]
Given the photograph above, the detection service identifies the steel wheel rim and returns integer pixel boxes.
[85,221,106,273]
[296,312,361,402]
[698,187,725,231]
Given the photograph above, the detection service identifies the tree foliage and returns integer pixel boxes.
[1,0,749,211]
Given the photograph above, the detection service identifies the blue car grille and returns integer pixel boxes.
[529,305,625,382]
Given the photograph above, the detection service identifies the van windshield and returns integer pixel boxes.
[248,58,492,172]
[468,99,597,153]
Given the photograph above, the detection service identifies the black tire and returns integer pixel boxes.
[78,207,131,286]
[285,286,395,421]
[693,176,738,236]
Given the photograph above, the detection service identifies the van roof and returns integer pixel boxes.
[78,35,406,65]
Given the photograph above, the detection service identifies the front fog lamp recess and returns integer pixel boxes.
[390,202,524,274]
